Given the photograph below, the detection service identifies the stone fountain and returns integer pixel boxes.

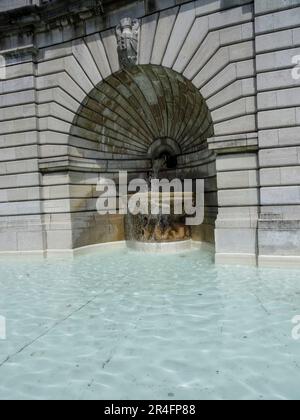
[125,153,193,252]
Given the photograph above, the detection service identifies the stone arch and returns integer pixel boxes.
[70,2,255,140]
[91,2,255,138]
[62,1,256,255]
[70,65,213,158]
[69,64,217,246]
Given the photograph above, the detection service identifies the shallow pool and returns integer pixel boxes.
[0,244,300,400]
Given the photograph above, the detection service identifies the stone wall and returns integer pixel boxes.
[0,0,299,267]
[255,0,300,267]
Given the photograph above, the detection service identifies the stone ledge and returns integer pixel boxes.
[0,240,216,257]
[39,156,151,173]
[0,0,105,31]
[39,156,107,173]
[216,252,300,268]
[0,240,125,257]
[208,133,258,154]
[215,252,257,266]
[0,44,38,57]
[259,255,300,269]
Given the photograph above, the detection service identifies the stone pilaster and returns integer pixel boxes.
[209,133,260,265]
[0,42,47,253]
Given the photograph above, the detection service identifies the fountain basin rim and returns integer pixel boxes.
[126,240,195,253]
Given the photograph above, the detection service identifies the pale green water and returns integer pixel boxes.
[0,244,300,400]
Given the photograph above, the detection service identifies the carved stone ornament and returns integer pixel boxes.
[116,17,140,69]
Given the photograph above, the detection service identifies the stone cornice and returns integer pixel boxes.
[208,133,258,154]
[0,0,109,33]
[0,44,38,58]
[39,155,151,173]
[39,155,107,173]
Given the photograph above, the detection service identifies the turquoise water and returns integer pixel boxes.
[0,244,300,400]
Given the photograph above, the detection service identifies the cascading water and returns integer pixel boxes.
[124,153,192,250]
